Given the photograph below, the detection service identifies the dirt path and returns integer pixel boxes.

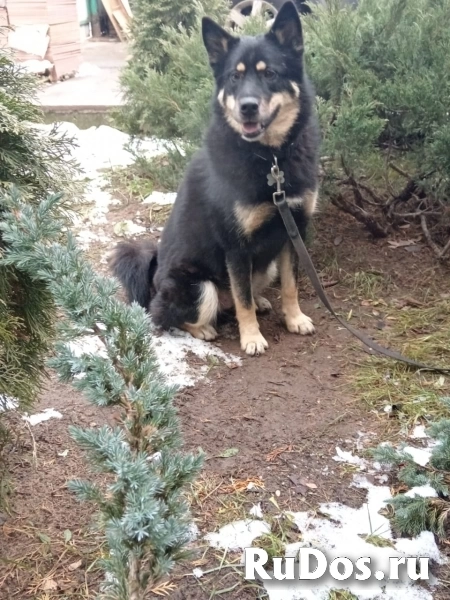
[1,194,449,599]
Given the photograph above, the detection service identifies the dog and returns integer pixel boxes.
[110,1,320,356]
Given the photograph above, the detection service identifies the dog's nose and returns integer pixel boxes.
[239,97,259,117]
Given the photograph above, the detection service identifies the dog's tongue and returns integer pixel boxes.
[242,122,260,135]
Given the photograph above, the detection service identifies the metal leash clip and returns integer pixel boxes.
[268,157,285,205]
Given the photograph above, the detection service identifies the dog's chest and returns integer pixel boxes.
[231,153,316,238]
[234,195,305,239]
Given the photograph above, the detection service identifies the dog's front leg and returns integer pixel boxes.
[279,243,315,335]
[227,254,268,356]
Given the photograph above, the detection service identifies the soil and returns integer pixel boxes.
[1,201,449,600]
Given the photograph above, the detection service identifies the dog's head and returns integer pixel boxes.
[202,2,304,147]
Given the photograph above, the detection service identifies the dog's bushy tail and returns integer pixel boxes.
[109,239,158,310]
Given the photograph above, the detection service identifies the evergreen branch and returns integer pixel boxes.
[1,189,203,599]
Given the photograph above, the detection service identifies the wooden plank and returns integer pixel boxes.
[112,9,130,36]
[101,0,126,41]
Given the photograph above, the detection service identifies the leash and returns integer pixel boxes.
[269,158,449,374]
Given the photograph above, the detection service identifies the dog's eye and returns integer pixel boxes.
[230,71,243,83]
[264,69,277,80]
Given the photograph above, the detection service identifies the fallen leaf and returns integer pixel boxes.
[402,296,425,308]
[113,221,129,236]
[387,237,421,248]
[287,475,308,496]
[37,532,51,544]
[42,579,58,591]
[266,444,294,462]
[322,279,339,288]
[334,235,343,246]
[68,559,82,571]
[301,480,318,490]
[216,447,239,458]
[222,477,264,493]
[63,529,72,543]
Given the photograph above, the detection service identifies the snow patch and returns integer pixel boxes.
[263,477,444,600]
[205,519,270,551]
[37,123,169,248]
[152,329,241,387]
[187,522,199,542]
[23,408,63,426]
[249,503,263,519]
[333,446,367,469]
[403,446,433,467]
[67,336,108,359]
[395,531,443,563]
[411,425,428,439]
[0,395,19,412]
[63,329,240,388]
[405,485,438,498]
[143,191,177,205]
[192,568,204,578]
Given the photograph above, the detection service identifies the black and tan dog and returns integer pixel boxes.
[110,1,320,356]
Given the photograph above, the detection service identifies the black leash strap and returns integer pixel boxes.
[270,160,449,374]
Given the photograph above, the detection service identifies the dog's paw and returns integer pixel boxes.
[185,324,218,341]
[240,332,269,356]
[255,295,272,313]
[285,312,315,335]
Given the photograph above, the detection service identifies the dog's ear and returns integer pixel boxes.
[267,2,303,52]
[202,17,237,67]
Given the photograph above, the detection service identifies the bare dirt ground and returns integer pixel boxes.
[1,199,449,600]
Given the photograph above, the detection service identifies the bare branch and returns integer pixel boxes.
[330,193,388,238]
[420,215,445,258]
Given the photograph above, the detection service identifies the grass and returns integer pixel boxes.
[352,297,450,425]
[359,533,394,548]
[347,269,389,299]
[128,148,191,195]
[147,203,173,225]
[328,591,358,600]
[108,165,154,204]
[0,523,104,599]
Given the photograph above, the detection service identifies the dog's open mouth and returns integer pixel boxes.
[240,107,280,140]
[242,122,264,138]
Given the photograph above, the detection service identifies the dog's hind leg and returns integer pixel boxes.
[279,243,315,335]
[182,281,219,341]
[253,261,278,313]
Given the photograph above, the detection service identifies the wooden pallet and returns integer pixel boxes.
[101,0,131,41]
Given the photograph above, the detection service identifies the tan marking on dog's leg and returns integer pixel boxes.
[228,270,268,356]
[303,189,319,216]
[183,281,219,341]
[279,246,315,335]
[236,62,246,72]
[256,60,267,71]
[286,190,318,216]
